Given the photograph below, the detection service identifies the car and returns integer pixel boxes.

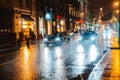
[79,30,98,43]
[43,33,64,46]
[59,30,74,43]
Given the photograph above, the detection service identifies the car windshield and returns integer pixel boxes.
[84,31,97,35]
[60,31,72,36]
[47,33,61,38]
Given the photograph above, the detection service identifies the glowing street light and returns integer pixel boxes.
[116,10,119,13]
[115,2,119,6]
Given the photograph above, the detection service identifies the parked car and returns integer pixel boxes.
[79,30,99,43]
[43,33,64,46]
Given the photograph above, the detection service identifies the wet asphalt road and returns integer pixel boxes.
[0,36,110,80]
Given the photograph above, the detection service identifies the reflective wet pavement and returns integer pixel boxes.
[0,35,111,80]
[88,35,120,80]
[100,37,120,80]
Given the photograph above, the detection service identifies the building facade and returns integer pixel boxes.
[36,0,81,36]
[0,0,93,41]
[79,0,93,28]
[0,0,37,41]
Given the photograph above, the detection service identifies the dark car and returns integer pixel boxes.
[79,31,98,43]
[60,30,74,43]
[43,33,64,46]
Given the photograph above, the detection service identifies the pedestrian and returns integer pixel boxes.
[25,36,30,48]
[39,33,43,39]
[17,39,21,49]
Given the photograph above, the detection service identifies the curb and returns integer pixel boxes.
[88,47,110,80]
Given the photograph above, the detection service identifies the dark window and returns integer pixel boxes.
[26,0,29,8]
[6,0,11,4]
[19,0,23,7]
[6,0,11,5]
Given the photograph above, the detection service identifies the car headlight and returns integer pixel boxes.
[91,36,95,40]
[44,38,48,42]
[55,37,61,41]
[79,37,82,40]
[70,33,74,36]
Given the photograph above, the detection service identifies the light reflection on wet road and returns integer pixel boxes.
[0,38,109,80]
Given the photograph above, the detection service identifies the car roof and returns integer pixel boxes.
[84,31,97,35]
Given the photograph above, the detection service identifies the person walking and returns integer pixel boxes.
[17,39,21,49]
[25,36,30,48]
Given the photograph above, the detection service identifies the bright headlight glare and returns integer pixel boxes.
[79,37,82,40]
[44,38,48,41]
[70,33,73,36]
[55,37,60,41]
[91,36,95,40]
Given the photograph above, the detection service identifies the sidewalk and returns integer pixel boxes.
[88,37,120,80]
[100,37,120,80]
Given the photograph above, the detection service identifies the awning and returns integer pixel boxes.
[21,15,34,21]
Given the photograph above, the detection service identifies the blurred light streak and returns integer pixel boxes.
[44,47,49,61]
[89,45,98,62]
[19,47,33,80]
[76,44,86,71]
[77,45,84,54]
[54,47,66,79]
[54,47,62,57]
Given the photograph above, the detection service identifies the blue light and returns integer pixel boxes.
[69,18,72,22]
[45,13,51,20]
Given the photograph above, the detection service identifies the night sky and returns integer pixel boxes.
[89,0,114,17]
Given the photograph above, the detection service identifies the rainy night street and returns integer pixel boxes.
[0,34,111,80]
[1,0,120,80]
